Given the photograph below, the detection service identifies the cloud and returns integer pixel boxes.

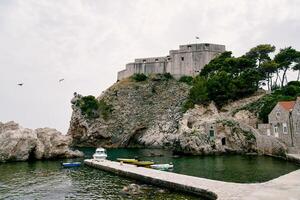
[0,0,299,132]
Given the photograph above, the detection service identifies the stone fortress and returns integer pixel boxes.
[117,43,226,80]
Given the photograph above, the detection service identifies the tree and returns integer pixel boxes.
[292,57,300,81]
[260,61,278,90]
[189,76,209,105]
[200,51,233,77]
[245,44,275,67]
[274,47,300,87]
[206,71,236,107]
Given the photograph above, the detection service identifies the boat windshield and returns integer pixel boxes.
[96,150,106,154]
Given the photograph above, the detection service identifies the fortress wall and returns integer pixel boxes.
[171,51,194,76]
[117,69,127,80]
[179,43,225,52]
[135,56,166,63]
[117,43,226,80]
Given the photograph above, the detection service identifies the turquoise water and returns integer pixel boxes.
[0,148,299,200]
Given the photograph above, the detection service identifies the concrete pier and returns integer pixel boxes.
[84,159,300,200]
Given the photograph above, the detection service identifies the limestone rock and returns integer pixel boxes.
[0,121,83,162]
[67,78,286,157]
[68,76,190,148]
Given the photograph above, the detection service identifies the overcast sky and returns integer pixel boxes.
[0,0,300,133]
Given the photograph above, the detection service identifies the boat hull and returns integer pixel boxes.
[62,162,81,167]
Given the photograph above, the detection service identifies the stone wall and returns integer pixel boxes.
[268,104,293,146]
[117,43,225,80]
[292,97,300,147]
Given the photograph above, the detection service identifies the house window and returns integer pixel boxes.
[276,112,280,117]
[181,57,184,61]
[283,123,288,134]
[274,125,278,137]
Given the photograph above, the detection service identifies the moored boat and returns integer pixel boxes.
[93,147,107,160]
[134,161,154,167]
[150,163,173,170]
[61,162,81,167]
[117,158,138,164]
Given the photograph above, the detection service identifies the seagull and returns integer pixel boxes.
[59,78,64,82]
[17,83,24,86]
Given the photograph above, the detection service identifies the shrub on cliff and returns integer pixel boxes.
[131,73,148,82]
[98,99,113,120]
[179,76,193,85]
[162,73,174,80]
[76,95,112,120]
[77,95,99,118]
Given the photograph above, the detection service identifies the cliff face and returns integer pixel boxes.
[68,76,190,148]
[0,121,83,162]
[68,76,287,156]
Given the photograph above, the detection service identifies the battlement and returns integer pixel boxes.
[117,43,225,81]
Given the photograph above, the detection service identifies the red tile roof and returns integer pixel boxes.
[278,101,296,111]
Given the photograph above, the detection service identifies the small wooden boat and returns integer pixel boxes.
[150,163,173,170]
[61,162,81,167]
[134,161,154,167]
[117,158,138,164]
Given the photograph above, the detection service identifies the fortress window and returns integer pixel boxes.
[181,57,184,61]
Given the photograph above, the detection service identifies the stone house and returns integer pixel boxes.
[258,97,300,149]
[117,43,225,80]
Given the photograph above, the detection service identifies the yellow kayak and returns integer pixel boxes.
[117,158,138,164]
[134,161,154,167]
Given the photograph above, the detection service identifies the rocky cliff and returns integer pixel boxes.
[0,121,83,162]
[68,76,287,157]
[69,75,190,148]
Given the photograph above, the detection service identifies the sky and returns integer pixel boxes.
[0,0,300,133]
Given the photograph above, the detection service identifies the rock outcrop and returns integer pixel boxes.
[0,121,83,162]
[68,76,190,148]
[173,102,287,156]
[68,77,287,157]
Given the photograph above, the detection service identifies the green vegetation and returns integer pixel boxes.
[131,73,148,82]
[161,72,174,80]
[239,82,300,123]
[179,75,193,85]
[183,44,300,111]
[76,95,112,120]
[131,73,174,82]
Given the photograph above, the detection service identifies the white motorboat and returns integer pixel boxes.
[150,163,173,170]
[93,147,107,160]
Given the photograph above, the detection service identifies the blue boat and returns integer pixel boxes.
[61,162,81,167]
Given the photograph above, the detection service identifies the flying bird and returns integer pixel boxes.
[59,78,64,82]
[17,83,24,86]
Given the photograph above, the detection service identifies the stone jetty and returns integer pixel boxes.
[84,159,300,200]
